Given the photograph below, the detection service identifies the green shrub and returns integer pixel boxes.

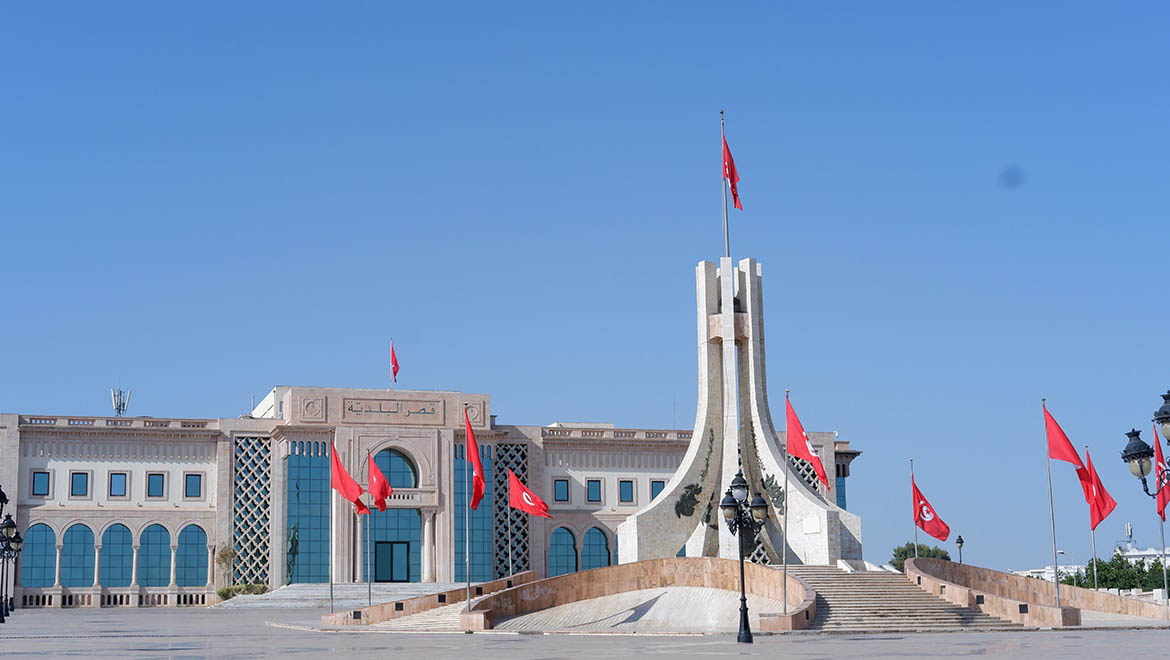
[216,583,268,601]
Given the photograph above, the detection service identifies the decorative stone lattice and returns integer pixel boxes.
[492,442,530,578]
[748,538,772,565]
[233,436,272,585]
[789,456,821,492]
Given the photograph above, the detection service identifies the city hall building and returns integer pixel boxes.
[0,385,859,607]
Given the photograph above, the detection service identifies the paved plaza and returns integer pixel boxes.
[0,606,1168,659]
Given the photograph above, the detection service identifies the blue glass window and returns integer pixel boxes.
[99,524,133,587]
[70,472,89,497]
[109,472,128,498]
[454,443,494,581]
[286,441,331,584]
[650,480,666,500]
[32,471,50,496]
[185,474,202,498]
[586,479,601,503]
[363,509,422,582]
[836,476,847,510]
[553,479,569,502]
[147,473,165,498]
[21,523,56,587]
[581,527,611,570]
[137,524,171,587]
[60,524,95,587]
[378,448,417,488]
[176,525,208,586]
[547,527,577,577]
[618,480,634,504]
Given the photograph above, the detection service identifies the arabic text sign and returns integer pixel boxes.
[341,398,446,425]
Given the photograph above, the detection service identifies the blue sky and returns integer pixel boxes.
[3,3,1168,571]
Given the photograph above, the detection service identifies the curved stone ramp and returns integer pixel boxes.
[493,586,783,633]
[462,557,815,632]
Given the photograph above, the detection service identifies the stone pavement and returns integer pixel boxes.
[3,607,1170,659]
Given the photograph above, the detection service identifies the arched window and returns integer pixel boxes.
[374,448,417,488]
[20,523,56,587]
[60,524,95,587]
[176,525,209,586]
[547,527,577,577]
[137,524,171,587]
[100,524,133,587]
[581,527,610,570]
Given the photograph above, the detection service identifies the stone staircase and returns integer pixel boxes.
[783,565,1024,633]
[368,600,468,631]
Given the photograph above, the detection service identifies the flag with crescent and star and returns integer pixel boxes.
[464,407,486,510]
[1155,423,1170,522]
[912,476,950,541]
[507,470,551,518]
[785,394,830,491]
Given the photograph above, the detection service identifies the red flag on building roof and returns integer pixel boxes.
[722,135,742,211]
[390,341,400,383]
[508,470,551,518]
[912,476,951,542]
[1155,423,1170,522]
[331,443,369,515]
[1075,450,1116,530]
[465,407,486,510]
[1043,403,1084,468]
[785,393,830,491]
[368,450,393,512]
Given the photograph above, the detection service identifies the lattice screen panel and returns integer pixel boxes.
[492,443,530,578]
[233,436,272,585]
[748,538,772,565]
[789,456,821,492]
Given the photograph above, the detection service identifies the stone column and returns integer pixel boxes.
[93,543,102,587]
[130,545,140,587]
[53,544,63,587]
[206,544,215,588]
[169,545,178,587]
[422,510,435,582]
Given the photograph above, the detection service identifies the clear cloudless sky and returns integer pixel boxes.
[2,2,1168,572]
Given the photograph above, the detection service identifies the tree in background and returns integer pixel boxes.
[1061,551,1166,590]
[891,542,951,572]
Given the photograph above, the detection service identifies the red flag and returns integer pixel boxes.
[722,135,742,211]
[368,451,393,512]
[464,407,486,510]
[1075,450,1116,530]
[1044,403,1083,468]
[508,470,551,518]
[1155,423,1170,522]
[390,341,400,383]
[785,394,830,491]
[331,442,370,515]
[912,476,950,542]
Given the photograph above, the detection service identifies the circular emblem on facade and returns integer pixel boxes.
[304,399,322,417]
[466,405,481,422]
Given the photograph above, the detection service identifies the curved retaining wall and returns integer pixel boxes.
[907,558,1170,627]
[461,557,816,632]
[322,571,539,627]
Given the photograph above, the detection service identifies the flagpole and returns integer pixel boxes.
[388,338,393,390]
[465,405,472,614]
[329,440,335,615]
[366,449,372,608]
[912,458,918,559]
[1085,445,1098,591]
[782,390,790,614]
[720,110,730,259]
[508,507,514,578]
[1160,517,1168,607]
[1043,398,1061,609]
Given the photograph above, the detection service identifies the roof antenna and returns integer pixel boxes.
[111,388,131,417]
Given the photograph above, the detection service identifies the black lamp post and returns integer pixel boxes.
[0,513,16,623]
[719,468,768,644]
[955,535,964,564]
[1119,428,1158,495]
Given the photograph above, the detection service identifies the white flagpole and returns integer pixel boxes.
[1043,399,1061,609]
[388,338,394,390]
[1086,445,1098,591]
[782,390,790,614]
[329,440,335,614]
[912,458,918,559]
[464,405,472,613]
[366,449,372,608]
[1160,517,1168,607]
[720,110,730,258]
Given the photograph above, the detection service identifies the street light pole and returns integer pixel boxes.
[956,535,964,564]
[719,469,769,644]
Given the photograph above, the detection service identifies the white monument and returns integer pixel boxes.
[617,257,862,566]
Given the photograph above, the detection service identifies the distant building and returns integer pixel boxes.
[1013,541,1169,581]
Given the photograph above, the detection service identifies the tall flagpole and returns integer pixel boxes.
[912,459,919,559]
[720,110,730,258]
[329,438,335,615]
[1160,518,1169,607]
[782,390,791,614]
[1043,398,1061,609]
[464,405,472,613]
[366,449,372,608]
[388,338,394,390]
[1086,445,1098,590]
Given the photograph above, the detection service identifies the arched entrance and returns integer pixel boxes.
[363,448,422,582]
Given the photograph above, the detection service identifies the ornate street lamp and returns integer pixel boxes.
[719,468,768,644]
[0,514,14,623]
[1120,429,1157,494]
[7,531,23,614]
[955,535,964,564]
[0,485,8,520]
[1118,396,1170,607]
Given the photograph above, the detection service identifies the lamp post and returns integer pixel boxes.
[1118,407,1170,606]
[719,468,768,644]
[4,531,22,615]
[0,513,16,623]
[955,535,964,564]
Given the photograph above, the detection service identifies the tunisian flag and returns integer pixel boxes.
[1044,403,1084,468]
[1155,423,1170,522]
[331,443,370,515]
[368,451,393,512]
[1075,450,1116,530]
[390,341,400,383]
[912,476,950,542]
[785,394,830,491]
[464,407,486,510]
[722,135,742,211]
[508,470,551,518]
